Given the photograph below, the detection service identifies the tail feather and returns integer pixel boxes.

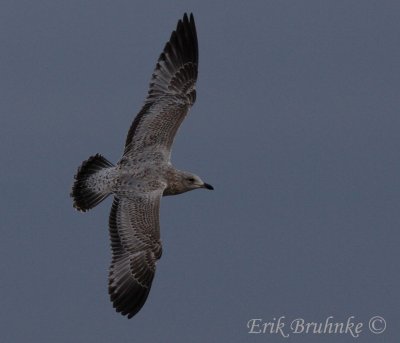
[71,154,115,212]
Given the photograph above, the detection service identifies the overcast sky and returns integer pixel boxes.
[1,1,399,342]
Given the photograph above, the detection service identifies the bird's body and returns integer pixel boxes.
[71,13,213,319]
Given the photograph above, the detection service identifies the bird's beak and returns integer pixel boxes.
[203,183,214,190]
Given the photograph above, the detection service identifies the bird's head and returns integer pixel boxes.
[181,172,214,192]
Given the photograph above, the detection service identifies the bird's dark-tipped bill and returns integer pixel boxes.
[203,183,214,190]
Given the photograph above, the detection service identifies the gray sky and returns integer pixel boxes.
[1,1,399,342]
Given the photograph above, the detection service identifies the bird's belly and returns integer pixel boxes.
[116,167,167,195]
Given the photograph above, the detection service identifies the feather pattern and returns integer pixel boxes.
[108,192,163,318]
[70,13,213,320]
[123,13,198,160]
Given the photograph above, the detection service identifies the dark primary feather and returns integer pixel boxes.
[146,12,198,103]
[123,13,198,157]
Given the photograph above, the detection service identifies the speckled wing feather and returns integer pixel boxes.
[108,190,163,318]
[123,13,198,160]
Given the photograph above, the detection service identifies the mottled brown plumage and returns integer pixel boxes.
[71,13,213,319]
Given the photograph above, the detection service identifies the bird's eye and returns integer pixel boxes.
[187,177,195,182]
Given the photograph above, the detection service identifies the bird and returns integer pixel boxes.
[71,13,213,319]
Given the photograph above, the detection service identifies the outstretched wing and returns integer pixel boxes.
[108,190,163,318]
[123,13,198,161]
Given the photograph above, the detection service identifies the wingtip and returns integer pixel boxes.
[181,12,195,25]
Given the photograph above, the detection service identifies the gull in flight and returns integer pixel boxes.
[71,13,213,318]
